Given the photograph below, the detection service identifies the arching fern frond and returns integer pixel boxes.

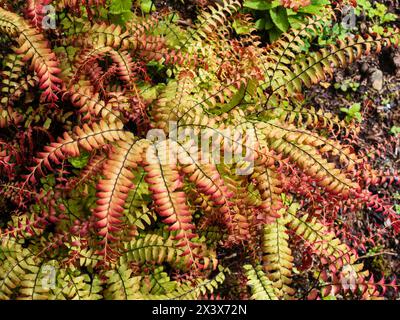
[286,204,358,271]
[0,237,39,299]
[122,233,192,269]
[25,0,52,29]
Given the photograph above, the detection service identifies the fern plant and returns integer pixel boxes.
[0,0,399,300]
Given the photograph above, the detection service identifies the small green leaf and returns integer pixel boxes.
[269,27,282,42]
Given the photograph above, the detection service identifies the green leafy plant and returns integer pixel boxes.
[0,0,399,300]
[340,103,363,123]
[243,0,329,41]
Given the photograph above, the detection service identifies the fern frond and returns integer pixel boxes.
[151,78,200,131]
[262,213,294,297]
[76,22,130,49]
[314,267,395,299]
[71,45,113,83]
[57,0,106,13]
[74,247,102,269]
[266,103,348,135]
[273,137,356,195]
[67,83,109,121]
[139,266,177,296]
[267,121,359,170]
[18,261,54,300]
[253,121,358,195]
[0,7,62,102]
[262,15,331,92]
[109,50,137,86]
